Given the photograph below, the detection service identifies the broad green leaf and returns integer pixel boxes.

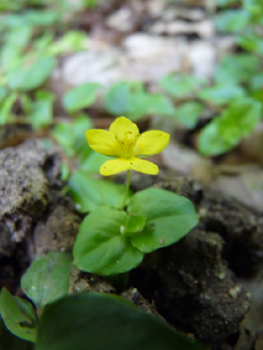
[237,33,263,55]
[47,31,87,56]
[29,90,55,129]
[215,54,260,85]
[104,81,149,121]
[127,188,199,253]
[52,115,93,158]
[147,94,176,116]
[198,84,245,105]
[36,293,204,350]
[125,215,146,234]
[0,316,34,350]
[198,98,262,156]
[21,252,72,310]
[4,26,32,51]
[173,102,204,128]
[0,44,22,71]
[24,10,59,27]
[104,82,134,116]
[243,0,263,24]
[0,288,37,343]
[6,56,56,91]
[69,170,132,212]
[81,151,114,173]
[20,93,33,115]
[73,207,144,275]
[249,72,263,90]
[216,0,240,6]
[104,82,174,121]
[0,87,7,104]
[0,93,17,125]
[63,83,101,113]
[215,9,250,33]
[159,74,206,99]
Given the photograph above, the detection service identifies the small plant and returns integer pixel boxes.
[72,116,199,275]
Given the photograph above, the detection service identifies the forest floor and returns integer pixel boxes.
[1,1,263,349]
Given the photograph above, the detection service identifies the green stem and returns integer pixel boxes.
[121,169,130,210]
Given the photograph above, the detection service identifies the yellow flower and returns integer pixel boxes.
[86,116,170,176]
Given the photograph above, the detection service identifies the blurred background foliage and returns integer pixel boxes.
[0,0,262,168]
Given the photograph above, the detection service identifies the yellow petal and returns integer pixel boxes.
[133,130,170,157]
[128,157,159,175]
[86,129,123,157]
[109,116,139,140]
[100,158,130,176]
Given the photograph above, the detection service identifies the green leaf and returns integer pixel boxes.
[4,26,32,51]
[63,83,101,113]
[52,115,93,158]
[105,81,148,121]
[215,54,260,85]
[73,207,144,275]
[36,293,204,350]
[21,252,72,310]
[198,84,245,105]
[69,170,132,212]
[0,44,23,71]
[81,151,114,173]
[104,82,174,121]
[0,288,37,343]
[6,56,56,91]
[237,33,263,54]
[0,316,34,350]
[146,94,176,116]
[125,215,146,235]
[249,72,263,90]
[0,87,7,104]
[24,10,59,27]
[215,9,250,33]
[104,82,133,116]
[159,74,206,99]
[127,188,199,253]
[47,31,87,56]
[216,0,240,7]
[198,98,262,156]
[29,90,55,129]
[173,102,204,128]
[0,93,17,125]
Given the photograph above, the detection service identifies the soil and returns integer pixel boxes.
[1,138,263,350]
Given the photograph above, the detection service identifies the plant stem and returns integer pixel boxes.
[121,169,130,210]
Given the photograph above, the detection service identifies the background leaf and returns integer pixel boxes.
[198,98,262,156]
[214,54,260,85]
[21,252,72,310]
[172,102,205,128]
[0,316,34,350]
[104,82,175,120]
[0,92,17,124]
[52,115,93,159]
[159,74,206,99]
[6,56,56,91]
[0,288,37,343]
[198,84,245,105]
[215,9,250,33]
[29,90,55,129]
[62,83,101,113]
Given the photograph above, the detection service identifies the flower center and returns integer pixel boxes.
[116,131,139,159]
